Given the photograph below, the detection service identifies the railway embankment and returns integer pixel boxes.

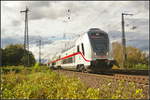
[54,69,149,99]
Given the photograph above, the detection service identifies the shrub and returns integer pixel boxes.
[134,64,149,70]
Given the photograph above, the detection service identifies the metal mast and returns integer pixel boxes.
[0,14,1,66]
[39,39,41,65]
[20,7,30,66]
[121,13,133,69]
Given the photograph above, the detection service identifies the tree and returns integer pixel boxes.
[2,44,36,66]
[1,48,7,66]
[21,51,36,66]
[111,42,123,67]
[4,44,24,66]
[0,48,3,66]
[126,46,148,68]
[112,42,148,69]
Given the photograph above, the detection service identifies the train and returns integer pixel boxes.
[48,28,114,72]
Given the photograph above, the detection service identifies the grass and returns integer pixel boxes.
[112,64,149,70]
[1,65,148,99]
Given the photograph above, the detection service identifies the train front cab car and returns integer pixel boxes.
[75,28,114,72]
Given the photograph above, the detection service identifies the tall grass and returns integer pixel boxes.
[1,66,147,99]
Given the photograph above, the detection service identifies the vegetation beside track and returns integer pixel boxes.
[1,44,35,66]
[112,42,149,70]
[1,65,147,99]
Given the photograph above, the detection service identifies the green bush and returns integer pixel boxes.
[1,66,32,74]
[125,63,149,70]
[134,64,149,70]
[2,44,36,66]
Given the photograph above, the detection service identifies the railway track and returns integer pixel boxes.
[98,69,149,76]
[53,68,149,86]
[95,69,149,85]
[114,74,149,85]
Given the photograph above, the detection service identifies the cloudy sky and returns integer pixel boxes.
[1,1,149,62]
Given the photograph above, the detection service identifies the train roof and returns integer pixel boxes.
[61,45,75,53]
[88,28,107,34]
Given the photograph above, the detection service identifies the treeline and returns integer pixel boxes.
[1,44,36,66]
[112,42,149,69]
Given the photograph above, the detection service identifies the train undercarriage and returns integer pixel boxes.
[89,59,114,72]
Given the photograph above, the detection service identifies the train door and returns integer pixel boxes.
[75,45,80,65]
[81,43,85,56]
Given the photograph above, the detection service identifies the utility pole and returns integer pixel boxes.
[0,19,1,66]
[20,7,30,66]
[0,1,2,67]
[39,39,41,65]
[121,13,133,69]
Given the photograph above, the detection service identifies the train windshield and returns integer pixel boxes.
[88,31,109,55]
[92,37,108,50]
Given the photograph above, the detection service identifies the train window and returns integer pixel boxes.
[62,59,65,64]
[68,57,73,63]
[52,62,56,65]
[81,43,85,55]
[77,45,79,52]
[62,57,73,64]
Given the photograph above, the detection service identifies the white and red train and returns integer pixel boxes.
[48,28,114,72]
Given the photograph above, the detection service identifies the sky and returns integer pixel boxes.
[1,1,149,63]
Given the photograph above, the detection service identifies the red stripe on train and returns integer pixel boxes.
[48,52,91,64]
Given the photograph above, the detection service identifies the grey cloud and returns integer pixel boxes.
[108,31,122,40]
[29,1,50,7]
[29,9,45,20]
[127,39,149,51]
[1,28,6,34]
[1,35,54,48]
[125,18,149,34]
[28,36,53,45]
[19,1,54,20]
[12,20,21,26]
[109,30,148,41]
[2,37,23,48]
[28,5,65,20]
[126,18,149,26]
[21,1,110,20]
[130,1,149,11]
[144,1,149,10]
[19,1,149,21]
[4,1,149,21]
[23,1,51,8]
[109,30,149,52]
